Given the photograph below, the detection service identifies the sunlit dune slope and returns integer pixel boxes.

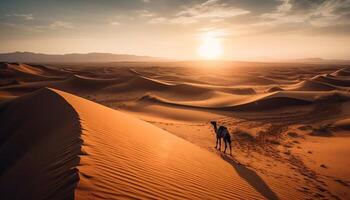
[58,88,264,199]
[0,88,264,199]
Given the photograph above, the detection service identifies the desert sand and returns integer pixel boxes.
[1,62,350,199]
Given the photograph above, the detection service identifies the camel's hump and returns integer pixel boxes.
[218,126,227,132]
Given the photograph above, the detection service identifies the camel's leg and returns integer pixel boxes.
[224,141,227,153]
[218,138,221,150]
[215,137,218,149]
[229,142,232,155]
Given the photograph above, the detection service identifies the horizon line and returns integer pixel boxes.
[1,51,350,62]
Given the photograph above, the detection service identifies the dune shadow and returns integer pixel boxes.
[221,154,279,200]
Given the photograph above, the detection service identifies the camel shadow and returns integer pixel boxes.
[221,154,279,200]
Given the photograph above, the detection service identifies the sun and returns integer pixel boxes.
[197,37,223,59]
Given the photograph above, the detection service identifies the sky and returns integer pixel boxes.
[0,0,350,60]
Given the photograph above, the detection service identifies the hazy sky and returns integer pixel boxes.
[0,0,350,60]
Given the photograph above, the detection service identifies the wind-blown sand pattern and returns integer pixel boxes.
[1,62,350,199]
[59,89,264,199]
[0,88,265,199]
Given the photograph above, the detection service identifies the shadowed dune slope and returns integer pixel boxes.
[0,89,81,200]
[0,88,264,199]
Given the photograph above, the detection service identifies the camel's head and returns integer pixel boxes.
[210,121,217,126]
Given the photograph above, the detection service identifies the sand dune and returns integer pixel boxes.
[2,63,349,111]
[139,90,350,111]
[1,62,350,199]
[312,74,350,87]
[228,75,278,86]
[286,72,350,91]
[2,63,348,104]
[0,80,58,96]
[331,68,350,76]
[265,86,284,93]
[52,75,124,94]
[334,118,350,130]
[287,79,340,91]
[0,73,123,96]
[0,63,67,81]
[0,88,265,199]
[103,74,172,92]
[102,73,220,101]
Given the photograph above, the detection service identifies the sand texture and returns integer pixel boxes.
[1,61,349,199]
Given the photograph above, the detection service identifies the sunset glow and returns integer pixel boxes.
[197,37,223,59]
[0,0,349,60]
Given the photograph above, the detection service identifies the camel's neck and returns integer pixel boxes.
[212,124,218,135]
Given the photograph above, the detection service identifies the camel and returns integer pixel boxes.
[210,121,232,155]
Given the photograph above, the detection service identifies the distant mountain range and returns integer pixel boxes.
[0,52,349,64]
[272,57,350,64]
[249,57,350,64]
[0,52,166,63]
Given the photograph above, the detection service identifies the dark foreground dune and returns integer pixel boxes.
[0,89,81,199]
